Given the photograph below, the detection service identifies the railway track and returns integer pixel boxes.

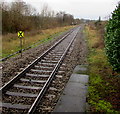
[0,26,80,113]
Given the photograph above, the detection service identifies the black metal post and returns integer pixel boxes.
[20,37,23,57]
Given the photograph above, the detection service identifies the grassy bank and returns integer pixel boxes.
[2,26,74,58]
[85,23,120,112]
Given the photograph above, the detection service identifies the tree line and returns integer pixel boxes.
[1,0,80,34]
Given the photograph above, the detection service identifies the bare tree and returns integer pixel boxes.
[2,0,76,33]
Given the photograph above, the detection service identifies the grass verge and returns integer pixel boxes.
[85,23,120,112]
[2,26,74,58]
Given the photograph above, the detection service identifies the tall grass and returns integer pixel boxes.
[85,24,118,112]
[2,26,74,58]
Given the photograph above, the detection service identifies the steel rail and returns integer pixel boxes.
[28,27,80,114]
[0,29,74,93]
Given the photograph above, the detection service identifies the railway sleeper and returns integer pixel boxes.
[34,65,54,70]
[20,78,46,84]
[47,54,62,57]
[48,53,63,56]
[13,84,42,90]
[26,73,49,78]
[31,69,52,74]
[5,91,38,98]
[0,103,30,109]
[43,57,60,61]
[41,60,58,63]
[34,65,64,71]
[45,55,61,59]
[38,62,57,66]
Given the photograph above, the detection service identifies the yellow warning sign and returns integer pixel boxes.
[18,31,24,38]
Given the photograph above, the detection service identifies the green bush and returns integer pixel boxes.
[105,4,120,72]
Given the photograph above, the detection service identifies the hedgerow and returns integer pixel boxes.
[105,4,120,72]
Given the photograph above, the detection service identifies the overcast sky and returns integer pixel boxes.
[4,0,120,20]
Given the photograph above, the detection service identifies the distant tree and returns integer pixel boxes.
[98,16,101,22]
[2,0,36,33]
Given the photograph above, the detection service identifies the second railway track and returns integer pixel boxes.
[1,26,81,113]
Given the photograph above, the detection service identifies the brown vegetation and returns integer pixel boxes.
[86,22,120,112]
[1,0,80,34]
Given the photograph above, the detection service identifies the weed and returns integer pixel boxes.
[85,24,119,112]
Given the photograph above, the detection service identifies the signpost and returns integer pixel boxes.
[18,31,24,57]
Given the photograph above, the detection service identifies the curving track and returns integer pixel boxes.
[0,26,81,113]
